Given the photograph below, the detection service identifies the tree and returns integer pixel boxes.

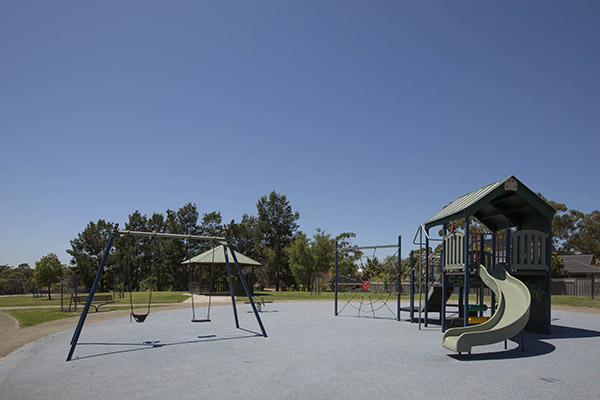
[226,214,264,289]
[287,229,335,291]
[0,264,34,295]
[333,232,359,276]
[256,191,300,290]
[551,252,565,278]
[311,229,335,277]
[34,253,65,299]
[566,210,600,257]
[287,232,314,290]
[544,196,600,257]
[67,220,115,291]
[225,214,260,260]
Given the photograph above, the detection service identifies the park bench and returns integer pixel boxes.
[68,294,114,312]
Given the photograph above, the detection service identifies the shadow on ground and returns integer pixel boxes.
[447,323,600,361]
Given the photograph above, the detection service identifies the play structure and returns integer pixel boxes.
[66,226,267,362]
[334,237,401,319]
[413,176,556,354]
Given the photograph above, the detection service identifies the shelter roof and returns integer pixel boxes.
[424,175,556,231]
[181,245,261,266]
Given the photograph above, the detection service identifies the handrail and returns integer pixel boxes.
[413,224,443,245]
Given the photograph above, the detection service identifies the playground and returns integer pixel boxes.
[2,175,600,398]
[1,301,600,399]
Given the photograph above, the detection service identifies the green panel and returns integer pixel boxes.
[518,274,549,334]
[445,274,482,288]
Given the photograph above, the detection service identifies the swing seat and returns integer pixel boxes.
[132,313,149,323]
[191,318,211,323]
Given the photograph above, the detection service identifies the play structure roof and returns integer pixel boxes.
[181,245,261,266]
[424,175,556,231]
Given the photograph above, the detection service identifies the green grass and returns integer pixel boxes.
[551,295,600,309]
[3,304,177,328]
[4,309,79,328]
[4,291,598,328]
[0,291,189,308]
[237,291,337,302]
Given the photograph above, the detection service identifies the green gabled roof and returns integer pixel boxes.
[182,245,261,266]
[424,176,556,231]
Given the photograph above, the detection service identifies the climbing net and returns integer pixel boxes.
[336,245,399,319]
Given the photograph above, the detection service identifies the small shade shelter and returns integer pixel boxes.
[182,246,262,295]
[182,245,261,267]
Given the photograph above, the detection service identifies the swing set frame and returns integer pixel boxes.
[66,224,267,362]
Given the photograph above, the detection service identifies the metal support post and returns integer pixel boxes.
[491,230,496,316]
[397,235,401,321]
[410,251,414,323]
[441,226,447,332]
[334,241,338,316]
[225,237,267,337]
[67,224,119,361]
[222,245,240,330]
[424,232,429,327]
[546,220,552,334]
[464,216,469,327]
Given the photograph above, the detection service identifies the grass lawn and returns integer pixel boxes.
[3,291,599,328]
[0,291,189,308]
[551,295,600,309]
[3,305,176,328]
[4,309,80,328]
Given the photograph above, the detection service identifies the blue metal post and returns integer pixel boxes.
[424,232,430,327]
[334,241,338,316]
[464,216,469,327]
[506,229,511,268]
[225,238,267,337]
[67,224,119,361]
[479,234,485,317]
[441,225,446,332]
[397,235,401,321]
[491,230,497,316]
[410,250,415,322]
[546,220,552,334]
[222,245,240,329]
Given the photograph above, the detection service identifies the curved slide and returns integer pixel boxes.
[442,264,530,354]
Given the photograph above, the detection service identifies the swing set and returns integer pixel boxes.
[66,225,267,362]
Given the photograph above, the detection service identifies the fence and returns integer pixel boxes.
[551,277,598,298]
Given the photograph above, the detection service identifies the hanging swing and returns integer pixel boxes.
[128,246,154,323]
[190,239,215,323]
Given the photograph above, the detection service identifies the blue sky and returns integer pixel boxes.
[2,1,599,268]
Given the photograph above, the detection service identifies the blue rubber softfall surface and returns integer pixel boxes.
[1,301,599,399]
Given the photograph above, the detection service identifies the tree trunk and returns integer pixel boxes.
[48,284,52,300]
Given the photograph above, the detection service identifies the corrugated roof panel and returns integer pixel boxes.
[182,245,261,266]
[425,177,509,227]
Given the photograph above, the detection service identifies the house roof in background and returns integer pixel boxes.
[561,254,595,265]
[560,255,600,275]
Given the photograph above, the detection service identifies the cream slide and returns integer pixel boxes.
[442,264,530,354]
